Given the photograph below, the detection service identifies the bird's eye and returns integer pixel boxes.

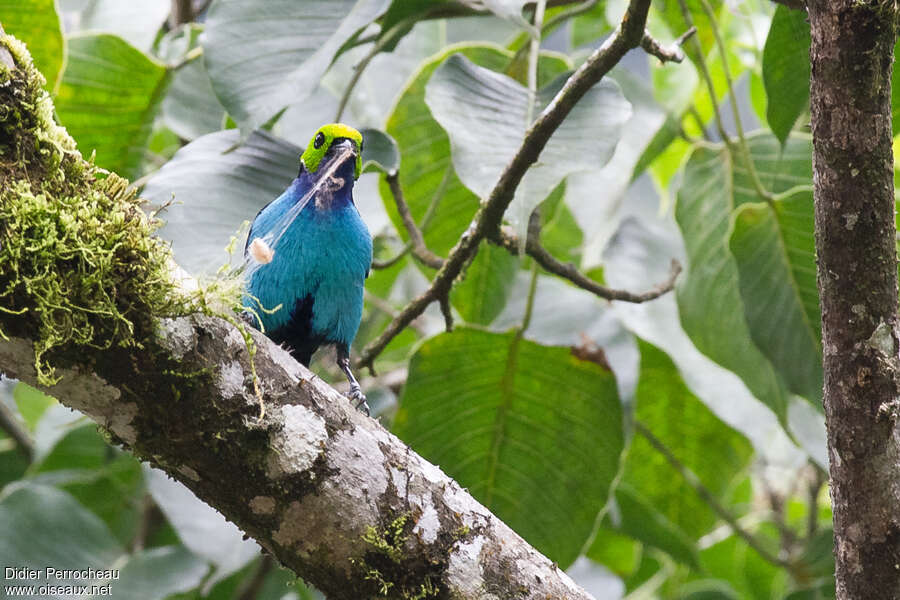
[314,132,326,149]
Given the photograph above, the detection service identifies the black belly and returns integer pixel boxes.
[267,294,328,366]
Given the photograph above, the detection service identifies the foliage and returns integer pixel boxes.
[0,0,856,597]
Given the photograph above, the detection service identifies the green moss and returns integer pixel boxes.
[353,512,442,600]
[0,33,249,387]
[362,513,410,563]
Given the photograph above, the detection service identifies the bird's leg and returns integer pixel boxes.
[337,345,369,416]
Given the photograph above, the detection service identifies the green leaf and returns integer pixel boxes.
[0,0,64,90]
[611,484,699,568]
[380,43,569,258]
[360,128,400,175]
[77,0,170,52]
[145,467,260,586]
[143,130,300,274]
[12,381,54,430]
[394,328,624,568]
[450,243,518,325]
[425,54,631,240]
[0,482,122,584]
[584,527,642,577]
[617,341,752,556]
[571,2,612,48]
[111,546,209,600]
[675,133,813,421]
[0,481,209,598]
[762,5,810,144]
[203,0,391,131]
[159,25,226,141]
[55,33,170,179]
[729,188,822,404]
[699,525,787,600]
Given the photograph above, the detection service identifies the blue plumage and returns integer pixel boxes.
[243,125,372,411]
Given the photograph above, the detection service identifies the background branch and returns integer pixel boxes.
[490,225,682,303]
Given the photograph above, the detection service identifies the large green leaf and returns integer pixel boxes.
[159,25,226,141]
[0,482,209,598]
[55,33,170,179]
[425,53,631,240]
[618,341,753,554]
[762,5,810,144]
[450,243,519,325]
[77,0,170,52]
[0,0,64,90]
[203,0,390,131]
[144,130,300,274]
[675,133,813,421]
[380,43,569,258]
[729,188,822,404]
[394,328,624,568]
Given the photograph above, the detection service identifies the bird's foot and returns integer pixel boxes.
[348,384,370,416]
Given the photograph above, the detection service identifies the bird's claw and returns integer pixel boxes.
[348,384,370,416]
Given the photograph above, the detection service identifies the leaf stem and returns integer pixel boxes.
[697,0,773,202]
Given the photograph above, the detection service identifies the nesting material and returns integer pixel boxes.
[249,237,275,264]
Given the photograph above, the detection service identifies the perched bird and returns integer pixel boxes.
[243,123,373,413]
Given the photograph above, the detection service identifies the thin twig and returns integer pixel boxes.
[635,421,794,570]
[385,174,445,269]
[491,226,681,303]
[371,240,412,270]
[676,0,730,143]
[357,0,654,371]
[640,26,696,63]
[0,397,33,461]
[439,295,454,332]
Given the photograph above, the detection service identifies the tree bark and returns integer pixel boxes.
[809,2,900,597]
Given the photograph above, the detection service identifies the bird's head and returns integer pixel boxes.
[299,123,363,180]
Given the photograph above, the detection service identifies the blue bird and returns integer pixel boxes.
[243,123,373,413]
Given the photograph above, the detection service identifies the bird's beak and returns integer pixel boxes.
[333,138,359,156]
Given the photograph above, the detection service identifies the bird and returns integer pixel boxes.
[242,123,373,413]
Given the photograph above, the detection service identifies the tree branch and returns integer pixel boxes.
[358,0,654,370]
[640,26,696,63]
[0,318,596,599]
[490,225,682,303]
